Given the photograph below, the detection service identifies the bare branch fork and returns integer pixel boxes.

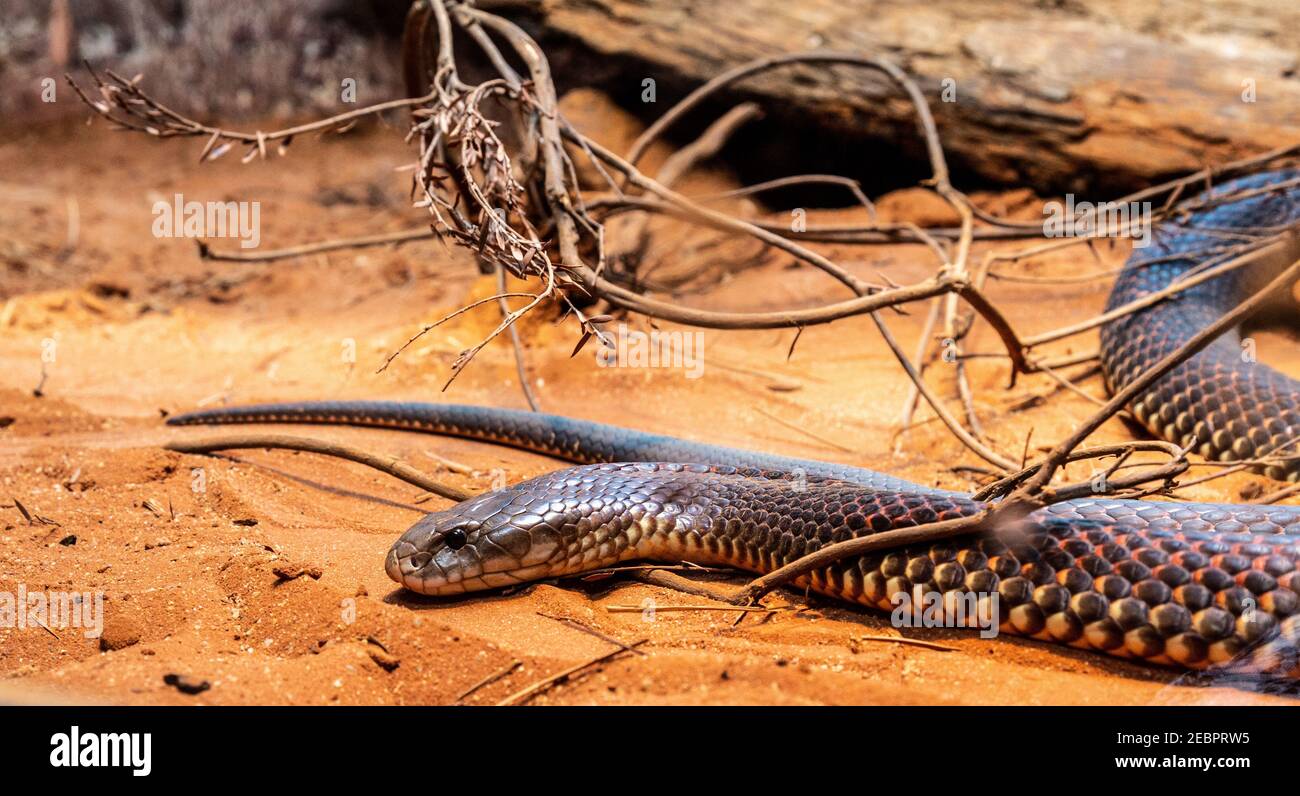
[67,62,435,163]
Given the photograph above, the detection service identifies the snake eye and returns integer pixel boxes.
[444,529,468,550]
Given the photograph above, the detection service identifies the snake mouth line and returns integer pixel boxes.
[385,540,557,595]
[385,543,476,595]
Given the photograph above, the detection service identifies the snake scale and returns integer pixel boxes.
[169,171,1300,682]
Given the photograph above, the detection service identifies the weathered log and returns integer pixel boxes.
[484,0,1300,193]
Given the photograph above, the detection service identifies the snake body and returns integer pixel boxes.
[168,172,1300,679]
[1100,169,1300,481]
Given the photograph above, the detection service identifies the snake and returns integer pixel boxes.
[167,171,1300,681]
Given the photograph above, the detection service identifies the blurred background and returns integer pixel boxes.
[2,0,410,120]
[6,0,1300,198]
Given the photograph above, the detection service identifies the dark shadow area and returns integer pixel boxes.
[542,40,998,207]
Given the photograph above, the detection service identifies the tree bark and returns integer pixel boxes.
[486,0,1300,193]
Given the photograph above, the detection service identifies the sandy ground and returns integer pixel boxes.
[2,95,1298,706]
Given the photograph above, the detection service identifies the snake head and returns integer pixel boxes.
[385,486,565,596]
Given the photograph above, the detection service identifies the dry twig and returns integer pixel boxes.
[165,433,473,501]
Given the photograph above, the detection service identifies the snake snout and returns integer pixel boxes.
[386,488,565,596]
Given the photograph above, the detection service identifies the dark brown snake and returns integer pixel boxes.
[169,172,1300,684]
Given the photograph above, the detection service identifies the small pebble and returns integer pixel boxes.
[272,562,324,581]
[162,673,211,695]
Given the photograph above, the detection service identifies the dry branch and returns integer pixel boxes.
[513,0,1300,191]
[165,433,473,502]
